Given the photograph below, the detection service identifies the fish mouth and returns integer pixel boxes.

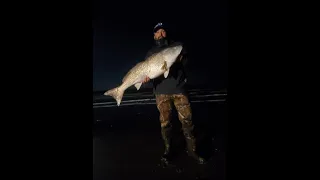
[173,45,182,50]
[175,45,183,52]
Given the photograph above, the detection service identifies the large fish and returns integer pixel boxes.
[104,43,183,106]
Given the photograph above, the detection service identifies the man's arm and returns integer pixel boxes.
[178,46,188,66]
[145,48,156,59]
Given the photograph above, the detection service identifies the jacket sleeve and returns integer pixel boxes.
[180,46,188,66]
[145,48,155,59]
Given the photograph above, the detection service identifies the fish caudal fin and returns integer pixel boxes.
[104,87,124,106]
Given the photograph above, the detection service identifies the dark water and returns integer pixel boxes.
[93,100,227,180]
[93,89,227,107]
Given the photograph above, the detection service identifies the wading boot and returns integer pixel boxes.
[183,128,207,165]
[160,125,175,167]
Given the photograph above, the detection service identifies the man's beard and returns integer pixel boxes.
[155,37,168,47]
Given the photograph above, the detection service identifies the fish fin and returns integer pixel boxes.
[164,69,170,78]
[134,82,142,90]
[161,61,167,71]
[104,87,124,106]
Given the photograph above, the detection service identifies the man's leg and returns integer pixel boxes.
[172,94,206,164]
[156,94,174,163]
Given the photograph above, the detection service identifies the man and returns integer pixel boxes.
[142,22,206,165]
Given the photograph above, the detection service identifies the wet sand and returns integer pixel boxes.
[93,99,226,180]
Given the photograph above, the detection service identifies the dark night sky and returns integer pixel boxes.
[93,0,228,92]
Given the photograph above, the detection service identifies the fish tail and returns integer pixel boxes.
[103,87,124,106]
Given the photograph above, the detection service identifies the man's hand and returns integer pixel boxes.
[142,76,150,83]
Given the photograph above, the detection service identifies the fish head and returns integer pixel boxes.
[162,44,183,65]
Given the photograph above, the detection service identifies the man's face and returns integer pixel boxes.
[154,29,167,40]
